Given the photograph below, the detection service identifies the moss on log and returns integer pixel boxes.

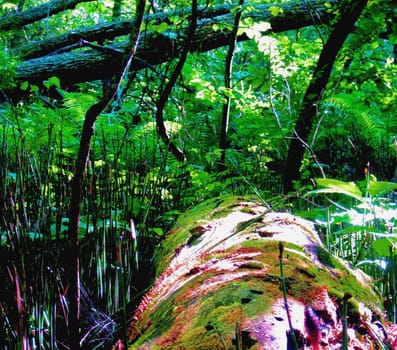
[127,196,392,349]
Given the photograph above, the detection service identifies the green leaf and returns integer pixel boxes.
[156,22,168,33]
[20,81,29,91]
[307,178,363,201]
[334,225,370,235]
[43,76,61,89]
[30,84,39,92]
[151,227,164,236]
[367,181,397,197]
[268,6,283,16]
[372,237,394,257]
[230,4,242,15]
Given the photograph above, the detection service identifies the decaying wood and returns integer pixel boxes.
[127,196,394,349]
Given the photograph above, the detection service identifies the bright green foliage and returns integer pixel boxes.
[303,175,397,321]
[0,40,17,89]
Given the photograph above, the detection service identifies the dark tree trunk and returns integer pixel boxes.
[283,0,368,194]
[112,0,122,19]
[155,0,198,162]
[67,101,109,350]
[219,0,244,171]
[13,0,337,60]
[9,0,338,89]
[0,0,95,31]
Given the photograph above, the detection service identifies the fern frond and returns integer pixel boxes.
[332,94,386,147]
[62,92,98,117]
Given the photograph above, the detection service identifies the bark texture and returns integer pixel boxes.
[0,0,95,31]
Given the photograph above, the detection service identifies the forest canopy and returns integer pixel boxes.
[1,0,397,349]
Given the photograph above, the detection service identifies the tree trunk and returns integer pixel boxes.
[67,101,108,350]
[11,0,338,89]
[66,0,147,347]
[154,0,198,162]
[283,0,368,194]
[219,0,244,171]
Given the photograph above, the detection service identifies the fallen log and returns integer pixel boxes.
[127,196,396,349]
[14,0,338,86]
[14,0,337,60]
[0,0,95,31]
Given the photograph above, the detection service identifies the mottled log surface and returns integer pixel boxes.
[127,196,396,349]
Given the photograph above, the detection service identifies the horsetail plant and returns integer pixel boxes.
[341,292,352,350]
[278,241,299,350]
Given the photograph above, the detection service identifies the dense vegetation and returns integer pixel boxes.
[0,0,396,349]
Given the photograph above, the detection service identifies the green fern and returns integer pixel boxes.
[332,93,386,148]
[62,92,98,118]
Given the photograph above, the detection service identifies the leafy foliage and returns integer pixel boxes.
[303,175,397,322]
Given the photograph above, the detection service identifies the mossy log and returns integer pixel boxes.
[127,196,396,349]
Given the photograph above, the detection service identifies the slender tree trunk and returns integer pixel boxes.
[219,0,244,171]
[283,0,368,194]
[112,0,122,19]
[67,102,107,349]
[66,1,147,348]
[155,0,198,162]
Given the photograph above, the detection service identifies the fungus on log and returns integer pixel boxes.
[127,196,396,349]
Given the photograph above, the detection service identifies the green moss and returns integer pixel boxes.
[210,195,259,218]
[153,195,259,276]
[317,246,339,268]
[239,261,265,269]
[132,270,277,348]
[314,246,382,309]
[130,196,384,349]
[131,298,177,347]
[240,239,382,313]
[235,213,267,233]
[174,278,275,348]
[131,239,382,348]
